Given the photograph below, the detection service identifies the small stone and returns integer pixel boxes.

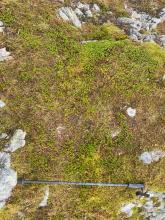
[74,8,84,17]
[139,150,165,164]
[38,187,49,208]
[77,2,89,11]
[163,74,165,80]
[126,107,136,118]
[92,4,100,13]
[111,128,121,138]
[56,125,65,134]
[4,129,26,152]
[0,100,6,108]
[0,27,5,33]
[0,48,12,62]
[85,9,93,18]
[17,211,25,220]
[121,203,136,217]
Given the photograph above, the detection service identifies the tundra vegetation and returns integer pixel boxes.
[0,0,165,219]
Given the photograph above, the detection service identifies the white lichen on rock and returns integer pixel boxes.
[139,150,165,164]
[38,187,49,208]
[0,48,12,62]
[4,129,26,152]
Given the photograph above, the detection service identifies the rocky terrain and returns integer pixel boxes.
[0,0,165,219]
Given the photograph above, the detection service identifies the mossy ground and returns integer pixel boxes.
[0,0,165,219]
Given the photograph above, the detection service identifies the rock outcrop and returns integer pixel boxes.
[117,7,165,49]
[121,191,165,219]
[58,2,101,28]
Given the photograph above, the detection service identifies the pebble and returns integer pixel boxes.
[126,107,136,118]
[0,48,12,62]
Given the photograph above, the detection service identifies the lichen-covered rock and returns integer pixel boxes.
[0,168,17,208]
[58,2,103,28]
[117,7,165,49]
[58,7,82,28]
[139,151,165,164]
[4,129,26,152]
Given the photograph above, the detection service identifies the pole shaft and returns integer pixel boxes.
[18,179,144,189]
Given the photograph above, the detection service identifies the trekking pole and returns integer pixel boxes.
[17,179,144,189]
